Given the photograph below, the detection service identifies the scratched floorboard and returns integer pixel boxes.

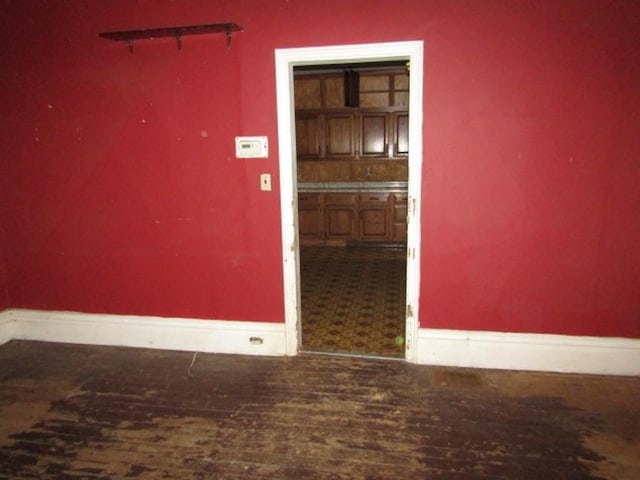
[0,341,638,479]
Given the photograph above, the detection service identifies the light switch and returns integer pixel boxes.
[260,173,271,191]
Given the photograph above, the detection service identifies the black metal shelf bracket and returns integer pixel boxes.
[99,22,243,54]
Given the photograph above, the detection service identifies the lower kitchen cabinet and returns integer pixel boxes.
[325,193,358,242]
[298,191,407,245]
[358,193,391,241]
[298,193,324,244]
[392,193,408,242]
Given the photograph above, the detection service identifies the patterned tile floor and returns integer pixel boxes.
[300,246,407,358]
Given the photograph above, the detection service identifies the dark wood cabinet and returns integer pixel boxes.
[325,114,356,158]
[392,113,409,157]
[294,68,408,162]
[298,193,324,244]
[295,68,409,245]
[392,193,408,242]
[295,110,406,161]
[324,193,357,241]
[359,113,389,158]
[294,76,322,110]
[358,111,408,160]
[359,71,409,108]
[323,76,346,108]
[298,190,407,245]
[294,74,344,110]
[358,193,391,241]
[295,114,323,158]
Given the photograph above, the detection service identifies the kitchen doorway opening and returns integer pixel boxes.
[275,42,423,362]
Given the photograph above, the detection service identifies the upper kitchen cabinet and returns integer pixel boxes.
[358,111,408,159]
[325,113,356,158]
[359,112,388,157]
[392,112,409,157]
[295,113,323,159]
[359,71,409,108]
[293,66,409,162]
[294,74,345,110]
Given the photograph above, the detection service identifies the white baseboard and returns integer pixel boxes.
[0,310,14,345]
[1,309,638,376]
[3,309,286,356]
[417,328,640,376]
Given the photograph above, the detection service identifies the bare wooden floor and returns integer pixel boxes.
[0,341,638,479]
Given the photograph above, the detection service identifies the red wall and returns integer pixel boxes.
[420,1,640,337]
[0,240,9,311]
[0,1,638,336]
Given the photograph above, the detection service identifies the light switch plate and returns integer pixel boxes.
[260,173,272,191]
[235,136,268,158]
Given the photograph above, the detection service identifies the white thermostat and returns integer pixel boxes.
[235,136,268,158]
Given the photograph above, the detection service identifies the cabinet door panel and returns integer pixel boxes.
[295,114,322,158]
[394,73,409,90]
[360,113,389,157]
[393,73,409,107]
[324,75,345,108]
[394,92,409,108]
[360,75,390,91]
[294,77,322,109]
[392,193,408,241]
[359,93,389,108]
[298,193,323,240]
[325,114,355,158]
[325,207,357,238]
[299,208,324,239]
[394,113,409,157]
[359,74,390,107]
[392,222,408,241]
[359,207,390,240]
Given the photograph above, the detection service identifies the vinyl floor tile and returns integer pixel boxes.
[300,246,406,358]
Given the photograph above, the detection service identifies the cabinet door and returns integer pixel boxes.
[295,114,323,158]
[325,193,357,239]
[360,112,389,158]
[325,207,357,238]
[393,113,409,157]
[294,77,322,109]
[294,74,345,110]
[359,71,409,107]
[358,193,391,241]
[325,114,355,158]
[359,207,390,240]
[392,73,409,107]
[392,193,408,241]
[298,193,324,242]
[323,75,345,108]
[359,74,391,107]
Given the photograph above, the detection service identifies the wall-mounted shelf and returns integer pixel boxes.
[99,22,243,53]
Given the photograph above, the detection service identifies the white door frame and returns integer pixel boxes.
[275,41,424,362]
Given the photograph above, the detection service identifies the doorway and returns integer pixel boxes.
[275,41,424,362]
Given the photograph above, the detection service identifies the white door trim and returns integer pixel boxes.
[275,41,424,361]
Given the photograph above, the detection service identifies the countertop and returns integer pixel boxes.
[298,181,408,192]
